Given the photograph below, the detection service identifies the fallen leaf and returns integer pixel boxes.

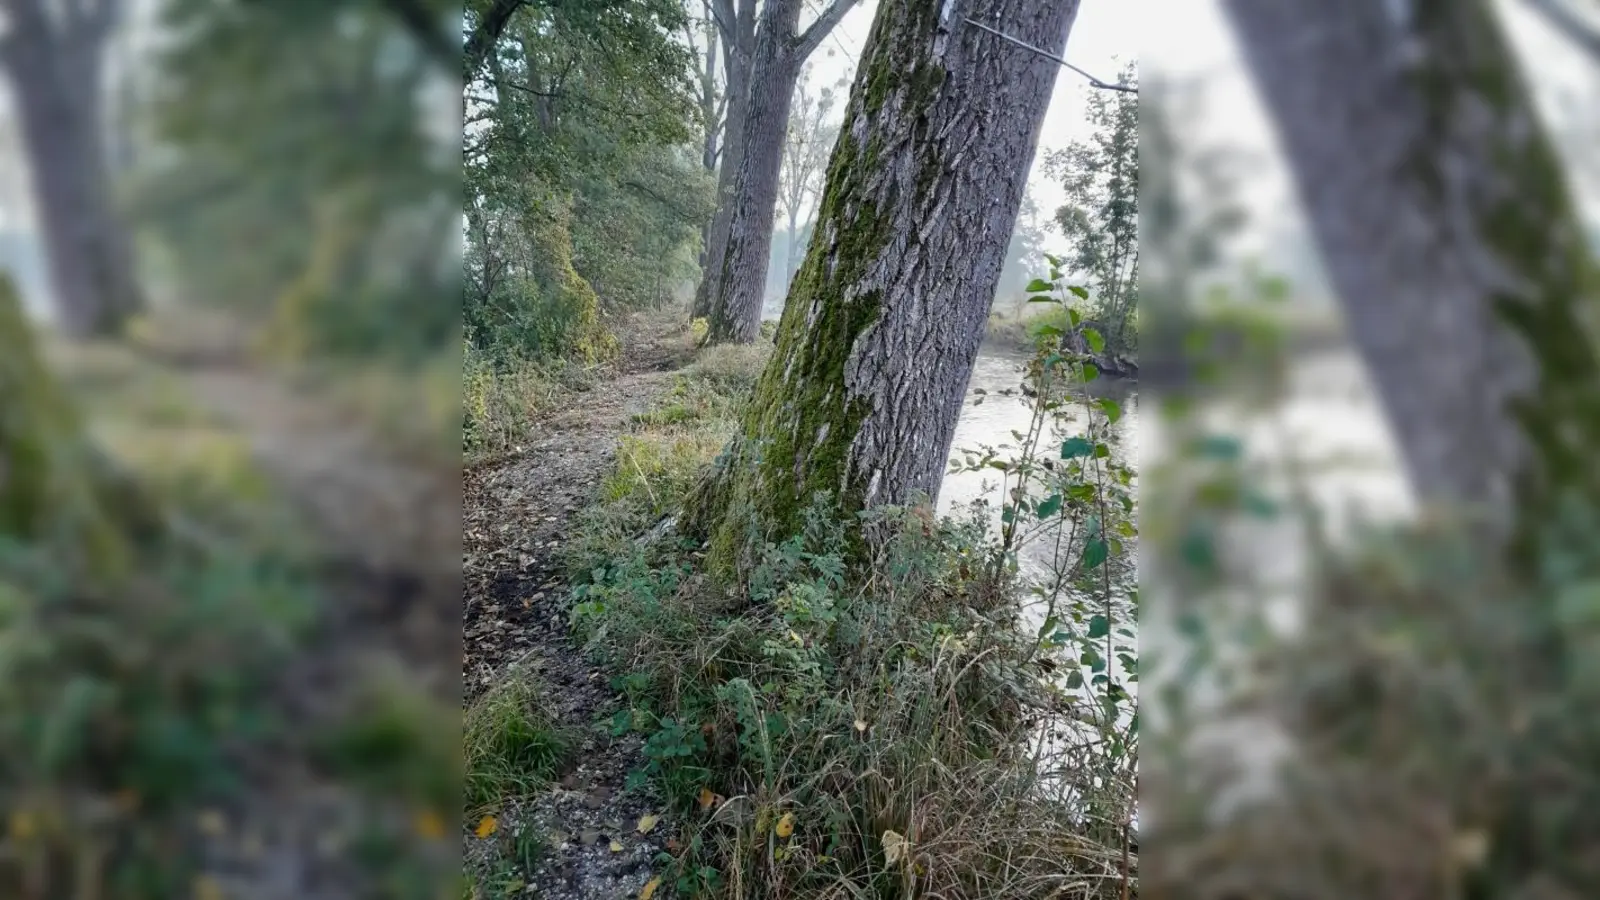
[775,812,796,839]
[853,718,868,733]
[9,811,34,840]
[197,810,226,837]
[639,876,662,900]
[698,788,716,811]
[413,810,445,840]
[610,840,624,853]
[666,838,682,852]
[193,874,225,900]
[636,814,660,834]
[882,829,906,865]
[1453,829,1489,867]
[474,815,498,839]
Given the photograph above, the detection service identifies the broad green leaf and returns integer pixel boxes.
[1082,537,1109,569]
[1068,285,1090,300]
[1024,278,1053,292]
[1193,435,1243,461]
[1096,398,1123,423]
[1027,293,1057,303]
[1083,328,1105,352]
[1068,308,1081,327]
[1087,615,1110,639]
[1061,437,1094,459]
[1036,494,1063,518]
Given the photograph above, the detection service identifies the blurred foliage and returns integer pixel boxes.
[129,0,458,361]
[463,0,713,365]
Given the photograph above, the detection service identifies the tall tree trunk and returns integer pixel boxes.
[696,0,859,333]
[1224,0,1600,567]
[2,0,145,339]
[693,0,757,321]
[689,0,1081,568]
[704,0,806,344]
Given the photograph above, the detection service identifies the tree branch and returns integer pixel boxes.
[623,180,704,225]
[1522,0,1600,63]
[463,0,530,80]
[964,18,1138,93]
[794,0,859,61]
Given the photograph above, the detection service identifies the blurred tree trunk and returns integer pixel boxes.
[1225,0,1600,568]
[696,0,858,336]
[688,0,1081,567]
[1,0,146,339]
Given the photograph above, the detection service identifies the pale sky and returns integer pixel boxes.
[804,0,1599,262]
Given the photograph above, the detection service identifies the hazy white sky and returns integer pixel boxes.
[804,0,1599,260]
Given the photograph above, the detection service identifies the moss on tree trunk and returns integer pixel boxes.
[685,0,1082,575]
[533,201,617,364]
[0,278,159,582]
[1226,0,1600,573]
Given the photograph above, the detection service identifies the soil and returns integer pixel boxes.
[462,315,696,899]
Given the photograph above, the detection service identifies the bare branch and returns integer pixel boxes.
[710,0,737,45]
[1522,0,1600,63]
[964,17,1137,93]
[794,0,859,61]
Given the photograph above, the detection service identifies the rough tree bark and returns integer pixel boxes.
[1,0,146,339]
[1224,0,1600,568]
[688,0,1082,568]
[695,0,858,333]
[691,0,757,320]
[704,0,807,343]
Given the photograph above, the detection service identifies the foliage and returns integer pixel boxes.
[464,673,574,812]
[462,340,593,460]
[1043,62,1140,354]
[464,0,711,363]
[134,0,458,361]
[553,266,1139,897]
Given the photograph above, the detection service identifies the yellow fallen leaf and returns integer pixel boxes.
[853,718,868,733]
[775,812,795,839]
[636,814,660,834]
[474,815,498,839]
[193,874,225,900]
[882,829,906,865]
[198,809,226,837]
[610,840,624,853]
[698,788,716,811]
[413,810,444,840]
[9,810,34,840]
[1453,829,1489,868]
[639,876,662,900]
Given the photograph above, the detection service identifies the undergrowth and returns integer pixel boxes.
[5,292,454,898]
[464,673,574,814]
[551,267,1137,899]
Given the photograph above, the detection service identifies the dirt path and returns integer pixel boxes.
[462,319,694,899]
